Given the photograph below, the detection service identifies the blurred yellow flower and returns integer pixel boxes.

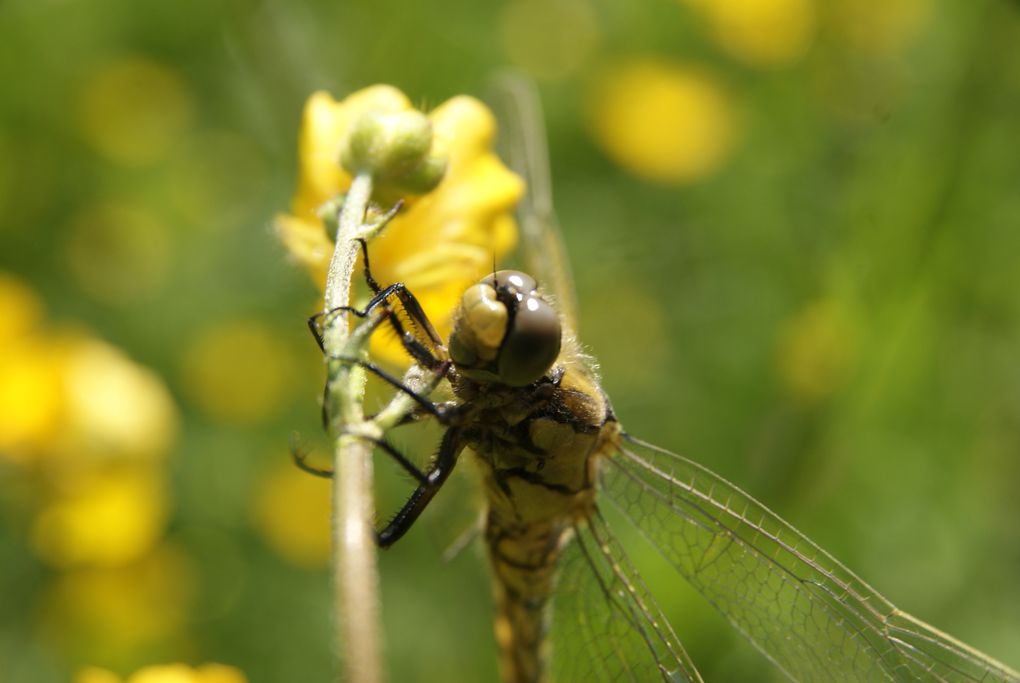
[692,0,817,68]
[65,203,174,306]
[0,275,177,463]
[828,0,932,57]
[57,337,179,462]
[32,466,168,568]
[0,272,43,342]
[76,663,248,683]
[40,543,195,665]
[77,57,195,167]
[276,86,522,363]
[588,60,738,184]
[777,297,859,402]
[180,319,298,424]
[252,459,331,568]
[1,277,182,668]
[0,337,63,458]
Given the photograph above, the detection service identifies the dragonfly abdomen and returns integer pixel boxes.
[486,516,567,683]
[461,359,618,683]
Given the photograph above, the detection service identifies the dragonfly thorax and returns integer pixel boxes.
[448,270,561,387]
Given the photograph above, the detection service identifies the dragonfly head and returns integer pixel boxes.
[448,270,561,387]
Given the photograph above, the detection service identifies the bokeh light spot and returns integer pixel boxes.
[499,0,600,81]
[0,272,44,343]
[32,467,169,568]
[78,58,196,167]
[166,130,272,231]
[582,278,669,391]
[698,0,817,68]
[75,668,121,683]
[588,60,738,184]
[252,459,331,568]
[181,320,297,424]
[0,340,62,458]
[777,298,858,402]
[59,337,179,462]
[38,543,194,664]
[107,663,249,683]
[828,0,932,57]
[65,203,174,305]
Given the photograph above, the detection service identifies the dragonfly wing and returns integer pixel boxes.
[486,73,579,333]
[599,434,1020,683]
[550,510,704,683]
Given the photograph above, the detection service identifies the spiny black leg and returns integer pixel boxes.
[290,431,427,485]
[355,237,381,294]
[326,356,450,420]
[363,435,428,484]
[308,305,373,352]
[320,383,329,431]
[310,283,447,371]
[308,314,327,352]
[377,427,464,548]
[380,310,446,371]
[291,435,333,478]
[390,286,444,348]
[306,284,410,352]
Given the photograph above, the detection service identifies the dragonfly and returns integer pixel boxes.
[303,80,1020,683]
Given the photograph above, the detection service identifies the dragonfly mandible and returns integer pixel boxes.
[301,80,1020,683]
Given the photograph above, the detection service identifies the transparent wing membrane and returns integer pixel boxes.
[592,435,1020,683]
[399,78,1019,683]
[550,511,703,683]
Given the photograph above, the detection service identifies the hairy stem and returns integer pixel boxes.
[322,172,383,683]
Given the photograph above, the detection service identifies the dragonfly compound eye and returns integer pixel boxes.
[449,270,561,387]
[496,291,561,386]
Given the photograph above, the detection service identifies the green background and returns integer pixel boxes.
[2,0,1019,681]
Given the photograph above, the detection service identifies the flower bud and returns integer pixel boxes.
[341,109,447,196]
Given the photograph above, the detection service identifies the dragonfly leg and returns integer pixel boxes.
[353,236,382,294]
[292,426,460,548]
[376,427,465,548]
[289,431,429,485]
[303,238,389,351]
[306,286,394,352]
[290,434,332,478]
[307,237,445,366]
[309,283,446,371]
[333,356,451,421]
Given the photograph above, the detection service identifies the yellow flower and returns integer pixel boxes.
[252,458,331,568]
[55,336,178,463]
[180,319,298,424]
[276,86,522,363]
[0,336,63,458]
[828,0,932,58]
[0,271,43,343]
[0,274,61,456]
[77,57,195,167]
[76,664,248,683]
[39,543,195,666]
[0,274,178,573]
[0,274,177,463]
[587,60,738,184]
[694,0,817,68]
[777,297,859,402]
[32,465,169,568]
